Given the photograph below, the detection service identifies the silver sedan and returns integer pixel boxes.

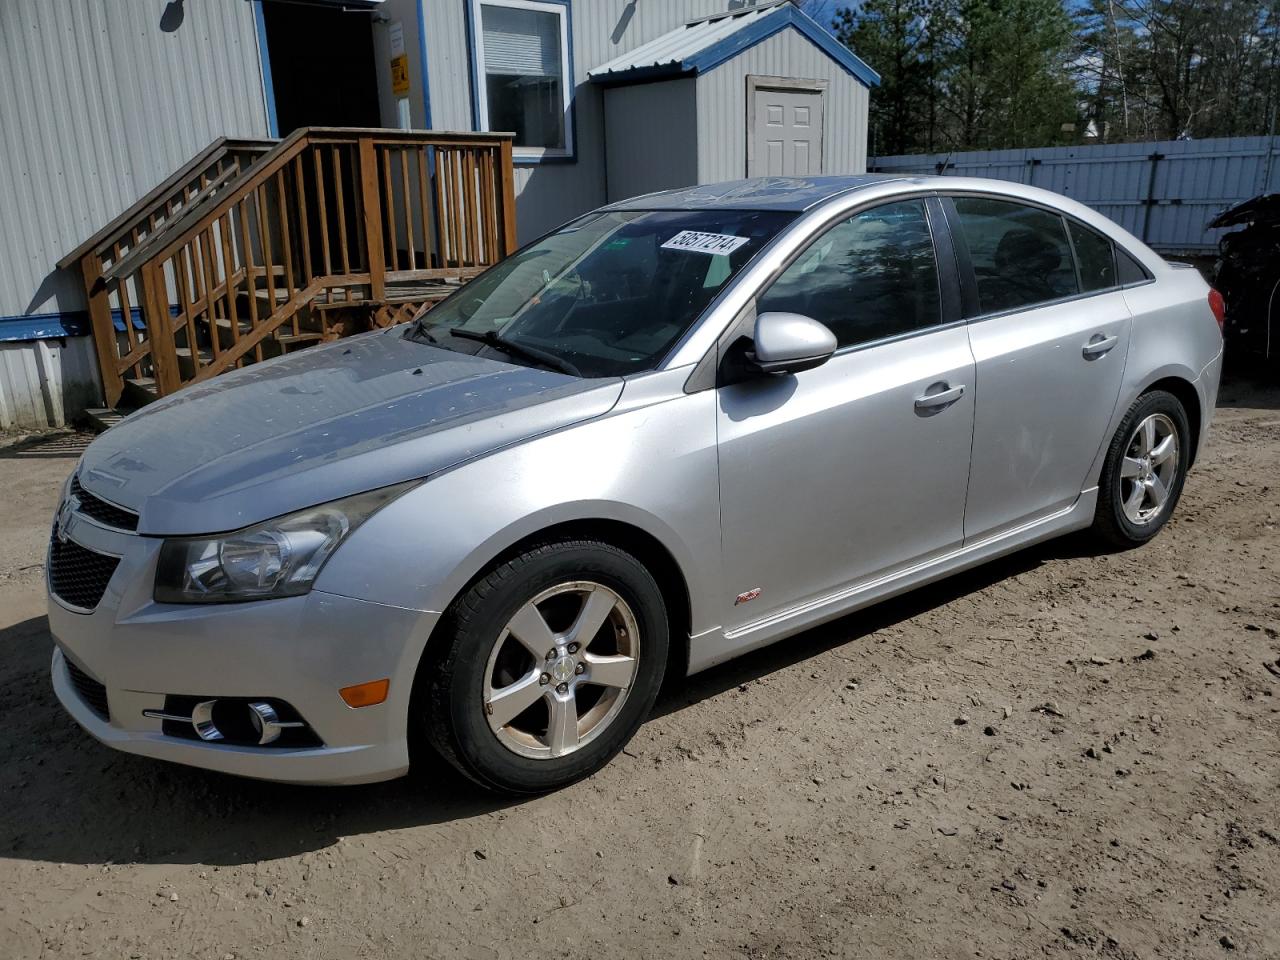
[48,176,1224,793]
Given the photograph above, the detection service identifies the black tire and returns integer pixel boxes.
[1092,389,1191,548]
[418,539,668,794]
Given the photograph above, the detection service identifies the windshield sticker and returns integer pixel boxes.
[661,230,750,256]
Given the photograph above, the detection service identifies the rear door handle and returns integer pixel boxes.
[1083,334,1118,359]
[914,383,965,411]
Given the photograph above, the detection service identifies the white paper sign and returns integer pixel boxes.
[661,230,749,256]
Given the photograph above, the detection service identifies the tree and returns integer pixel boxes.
[833,0,935,155]
[836,0,1280,153]
[1074,0,1280,141]
[834,0,1078,153]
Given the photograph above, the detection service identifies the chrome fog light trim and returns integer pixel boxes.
[247,701,306,745]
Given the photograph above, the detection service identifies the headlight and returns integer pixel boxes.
[154,482,415,603]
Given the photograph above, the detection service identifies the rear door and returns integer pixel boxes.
[944,196,1133,541]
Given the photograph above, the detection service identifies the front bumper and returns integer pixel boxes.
[48,512,439,785]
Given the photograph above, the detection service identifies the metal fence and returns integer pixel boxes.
[869,136,1280,254]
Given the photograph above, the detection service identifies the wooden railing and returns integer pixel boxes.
[58,137,277,407]
[64,128,516,406]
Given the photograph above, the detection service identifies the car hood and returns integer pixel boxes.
[1208,192,1280,229]
[77,328,623,535]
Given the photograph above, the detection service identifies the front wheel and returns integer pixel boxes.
[1092,389,1191,548]
[419,540,669,794]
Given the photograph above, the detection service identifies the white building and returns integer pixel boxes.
[0,0,876,428]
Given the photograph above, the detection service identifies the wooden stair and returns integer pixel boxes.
[63,128,519,415]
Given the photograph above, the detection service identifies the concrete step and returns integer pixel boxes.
[83,408,136,433]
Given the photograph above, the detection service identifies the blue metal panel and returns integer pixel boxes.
[870,137,1280,252]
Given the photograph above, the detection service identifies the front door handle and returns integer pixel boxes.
[914,383,965,412]
[1083,334,1118,359]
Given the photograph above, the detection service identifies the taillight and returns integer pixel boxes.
[1208,288,1226,334]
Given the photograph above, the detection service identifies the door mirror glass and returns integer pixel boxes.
[751,312,837,375]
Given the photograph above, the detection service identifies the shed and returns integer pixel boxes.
[587,1,879,203]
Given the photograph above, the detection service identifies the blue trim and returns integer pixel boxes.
[591,6,881,89]
[0,306,174,343]
[252,0,280,137]
[464,0,480,132]
[0,311,91,342]
[464,0,578,163]
[416,1,434,129]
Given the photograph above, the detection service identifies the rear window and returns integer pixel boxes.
[1067,220,1117,292]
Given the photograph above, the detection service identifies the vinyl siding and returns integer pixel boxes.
[696,27,870,183]
[0,0,269,426]
[422,0,730,240]
[0,0,270,320]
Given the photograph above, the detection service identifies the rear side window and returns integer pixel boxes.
[1067,220,1116,292]
[1116,247,1150,285]
[952,197,1079,314]
[758,199,942,349]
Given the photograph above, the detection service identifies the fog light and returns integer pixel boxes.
[339,678,389,708]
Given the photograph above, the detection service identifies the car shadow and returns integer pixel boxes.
[653,532,1095,717]
[0,532,1100,869]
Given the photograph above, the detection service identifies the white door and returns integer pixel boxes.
[750,85,823,177]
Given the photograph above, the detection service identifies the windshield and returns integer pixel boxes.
[407,208,797,377]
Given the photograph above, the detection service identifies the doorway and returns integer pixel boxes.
[261,2,382,134]
[747,76,826,177]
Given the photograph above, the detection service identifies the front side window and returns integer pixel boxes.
[758,199,943,349]
[409,208,796,377]
[473,0,571,159]
[952,197,1078,314]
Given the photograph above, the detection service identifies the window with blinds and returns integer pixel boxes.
[474,1,572,157]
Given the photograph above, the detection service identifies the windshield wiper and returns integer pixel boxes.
[404,313,443,344]
[445,328,582,377]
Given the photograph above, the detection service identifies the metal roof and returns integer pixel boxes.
[587,2,880,88]
[604,175,912,212]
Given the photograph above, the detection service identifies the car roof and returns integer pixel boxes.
[603,175,920,212]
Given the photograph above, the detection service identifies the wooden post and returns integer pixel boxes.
[141,261,181,396]
[498,138,517,257]
[78,251,125,408]
[358,136,386,301]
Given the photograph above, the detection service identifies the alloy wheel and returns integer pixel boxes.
[483,581,640,760]
[1119,412,1180,525]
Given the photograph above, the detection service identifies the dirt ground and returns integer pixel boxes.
[0,377,1277,960]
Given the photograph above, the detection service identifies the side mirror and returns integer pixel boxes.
[751,312,837,375]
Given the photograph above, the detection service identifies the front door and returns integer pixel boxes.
[749,81,824,177]
[717,199,975,632]
[944,196,1133,540]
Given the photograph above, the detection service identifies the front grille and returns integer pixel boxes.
[70,475,138,531]
[48,536,119,611]
[64,657,109,719]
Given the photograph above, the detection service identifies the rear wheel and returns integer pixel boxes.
[419,540,668,794]
[1092,390,1190,548]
